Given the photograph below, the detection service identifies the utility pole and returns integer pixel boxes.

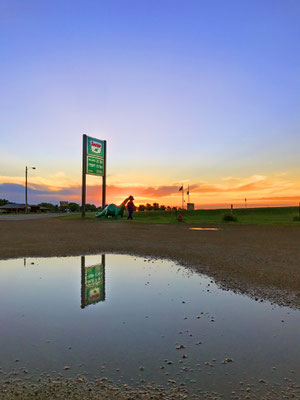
[25,166,36,212]
[25,166,27,212]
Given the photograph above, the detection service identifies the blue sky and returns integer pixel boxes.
[0,0,299,206]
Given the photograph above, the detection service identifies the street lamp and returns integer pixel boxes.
[25,166,36,213]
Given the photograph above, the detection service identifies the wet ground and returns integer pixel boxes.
[0,254,299,399]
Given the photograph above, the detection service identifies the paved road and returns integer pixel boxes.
[0,213,65,221]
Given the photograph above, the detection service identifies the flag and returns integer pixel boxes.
[179,186,183,191]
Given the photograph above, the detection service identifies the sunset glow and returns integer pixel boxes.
[1,172,299,209]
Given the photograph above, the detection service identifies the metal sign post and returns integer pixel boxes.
[102,140,106,209]
[82,135,87,217]
[81,134,106,218]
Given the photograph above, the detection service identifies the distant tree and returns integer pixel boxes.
[0,199,9,206]
[160,205,166,211]
[145,203,153,211]
[172,206,177,211]
[68,202,80,212]
[153,202,159,211]
[54,205,59,212]
[38,202,56,212]
[86,203,97,212]
[138,204,146,211]
[166,206,171,211]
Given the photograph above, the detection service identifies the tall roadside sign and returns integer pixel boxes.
[82,135,106,217]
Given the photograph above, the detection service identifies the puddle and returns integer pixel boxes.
[189,227,220,231]
[0,254,299,398]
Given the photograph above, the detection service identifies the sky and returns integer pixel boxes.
[0,0,299,208]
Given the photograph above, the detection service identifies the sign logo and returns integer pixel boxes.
[81,259,105,308]
[91,140,102,154]
[87,136,105,158]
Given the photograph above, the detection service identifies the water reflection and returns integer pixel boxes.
[81,255,105,308]
[189,227,220,231]
[0,254,299,399]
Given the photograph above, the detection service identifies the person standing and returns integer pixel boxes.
[127,195,136,220]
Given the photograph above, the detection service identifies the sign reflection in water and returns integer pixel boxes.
[81,255,105,308]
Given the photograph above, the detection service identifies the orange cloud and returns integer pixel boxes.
[1,173,299,208]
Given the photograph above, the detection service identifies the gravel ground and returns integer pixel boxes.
[0,378,189,400]
[1,376,300,400]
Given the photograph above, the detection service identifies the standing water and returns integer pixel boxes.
[0,254,299,399]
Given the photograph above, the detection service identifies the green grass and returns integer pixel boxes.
[60,207,300,226]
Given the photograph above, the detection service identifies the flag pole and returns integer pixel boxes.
[182,185,184,210]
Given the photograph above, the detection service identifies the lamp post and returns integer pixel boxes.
[25,166,36,213]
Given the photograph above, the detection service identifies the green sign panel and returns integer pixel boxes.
[84,263,105,306]
[87,136,105,158]
[87,155,104,176]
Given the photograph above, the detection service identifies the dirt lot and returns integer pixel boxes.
[1,217,300,308]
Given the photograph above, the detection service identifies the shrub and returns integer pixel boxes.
[293,216,300,221]
[223,213,238,222]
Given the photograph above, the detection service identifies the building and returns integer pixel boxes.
[0,203,49,213]
[187,203,195,211]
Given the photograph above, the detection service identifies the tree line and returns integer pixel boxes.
[0,199,180,212]
[137,203,179,211]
